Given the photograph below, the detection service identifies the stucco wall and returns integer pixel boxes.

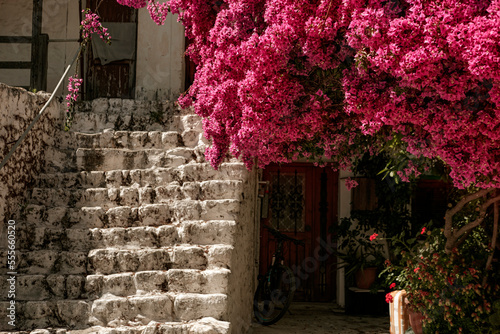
[0,83,60,225]
[0,0,185,100]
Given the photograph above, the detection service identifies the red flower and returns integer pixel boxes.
[369,233,378,241]
[414,267,420,273]
[390,283,396,289]
[385,293,394,303]
[421,227,427,235]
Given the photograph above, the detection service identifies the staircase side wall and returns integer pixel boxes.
[227,168,258,333]
[0,83,60,224]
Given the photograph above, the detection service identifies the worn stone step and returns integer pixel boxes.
[86,269,229,298]
[90,293,227,326]
[28,181,243,208]
[76,148,198,171]
[0,299,90,331]
[0,274,86,301]
[71,98,177,132]
[36,162,248,188]
[22,203,186,229]
[79,317,231,334]
[56,130,183,150]
[24,199,240,228]
[0,225,180,252]
[88,245,232,275]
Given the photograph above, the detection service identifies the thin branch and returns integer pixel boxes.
[444,188,495,239]
[446,194,500,252]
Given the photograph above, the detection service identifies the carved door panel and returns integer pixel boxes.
[259,163,338,302]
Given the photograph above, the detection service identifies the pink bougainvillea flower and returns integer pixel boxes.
[369,233,378,241]
[389,283,396,289]
[385,293,394,303]
[421,227,427,235]
[345,177,359,190]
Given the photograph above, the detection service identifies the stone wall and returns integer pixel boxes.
[0,83,60,226]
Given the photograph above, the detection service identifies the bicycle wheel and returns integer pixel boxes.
[253,264,296,325]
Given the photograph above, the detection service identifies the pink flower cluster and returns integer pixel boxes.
[117,0,500,190]
[81,9,111,44]
[116,0,147,8]
[66,75,83,110]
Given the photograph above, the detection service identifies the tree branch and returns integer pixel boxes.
[444,188,494,239]
[446,194,500,252]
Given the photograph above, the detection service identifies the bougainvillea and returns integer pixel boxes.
[117,0,500,190]
[344,0,500,189]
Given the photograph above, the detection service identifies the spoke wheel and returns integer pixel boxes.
[253,264,296,326]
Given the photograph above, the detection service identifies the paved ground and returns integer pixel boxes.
[250,302,390,334]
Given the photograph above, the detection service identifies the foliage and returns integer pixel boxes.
[380,226,500,334]
[489,300,500,333]
[335,217,386,280]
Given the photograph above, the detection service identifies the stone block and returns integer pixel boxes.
[172,246,207,270]
[173,294,227,321]
[179,221,235,245]
[134,270,169,294]
[129,294,173,323]
[102,273,136,296]
[206,245,233,270]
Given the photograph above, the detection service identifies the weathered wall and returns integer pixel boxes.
[227,168,259,333]
[0,83,60,226]
[0,0,185,100]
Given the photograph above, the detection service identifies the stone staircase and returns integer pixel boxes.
[0,99,256,333]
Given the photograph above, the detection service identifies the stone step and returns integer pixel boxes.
[0,299,90,331]
[90,293,227,327]
[76,148,201,172]
[86,269,230,298]
[2,220,235,252]
[23,199,240,227]
[0,244,232,276]
[36,162,248,188]
[21,204,181,229]
[88,245,232,275]
[70,99,176,133]
[28,181,243,207]
[0,269,229,305]
[79,317,231,334]
[56,130,183,150]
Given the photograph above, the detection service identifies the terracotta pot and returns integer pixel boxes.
[405,298,424,334]
[354,267,377,289]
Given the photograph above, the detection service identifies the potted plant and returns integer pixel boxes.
[380,225,500,334]
[336,217,386,289]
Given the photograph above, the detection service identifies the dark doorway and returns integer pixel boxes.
[84,0,138,99]
[259,163,338,302]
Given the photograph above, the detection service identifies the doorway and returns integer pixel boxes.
[258,163,338,302]
[84,0,138,99]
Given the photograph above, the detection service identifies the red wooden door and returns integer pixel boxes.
[259,163,338,302]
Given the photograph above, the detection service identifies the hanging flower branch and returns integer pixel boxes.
[65,7,111,131]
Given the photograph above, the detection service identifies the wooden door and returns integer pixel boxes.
[259,163,338,302]
[84,0,137,99]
